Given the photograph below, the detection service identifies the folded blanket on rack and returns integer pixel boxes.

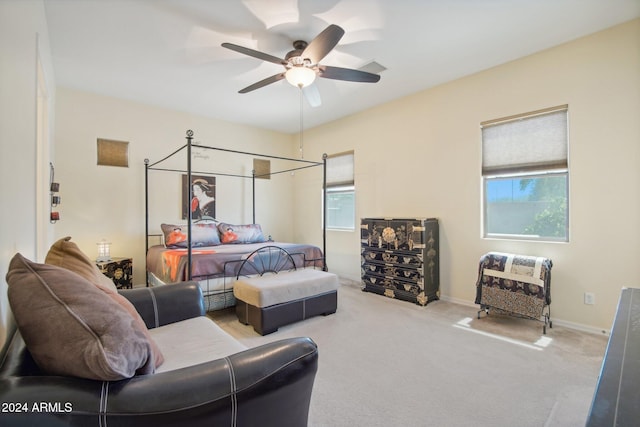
[475,252,552,319]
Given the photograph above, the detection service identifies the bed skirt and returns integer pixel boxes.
[148,271,236,311]
[202,290,236,312]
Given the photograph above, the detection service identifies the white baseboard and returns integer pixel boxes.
[438,295,610,336]
[439,295,477,308]
[550,318,610,336]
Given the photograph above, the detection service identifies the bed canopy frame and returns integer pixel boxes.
[144,129,328,280]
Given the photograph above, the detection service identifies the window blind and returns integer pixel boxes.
[481,106,568,175]
[326,151,354,187]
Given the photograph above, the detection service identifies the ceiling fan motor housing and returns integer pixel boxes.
[285,40,310,66]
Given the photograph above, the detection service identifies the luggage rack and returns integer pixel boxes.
[475,252,553,334]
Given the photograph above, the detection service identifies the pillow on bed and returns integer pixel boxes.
[7,254,159,380]
[161,222,221,248]
[217,222,266,244]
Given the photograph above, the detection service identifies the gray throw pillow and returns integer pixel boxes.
[45,235,118,292]
[44,236,164,368]
[6,253,158,380]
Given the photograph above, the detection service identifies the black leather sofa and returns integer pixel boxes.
[0,282,319,426]
[586,287,640,426]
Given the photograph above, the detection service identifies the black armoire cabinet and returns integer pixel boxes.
[360,218,439,306]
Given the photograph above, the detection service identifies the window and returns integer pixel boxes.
[482,106,569,241]
[325,151,355,230]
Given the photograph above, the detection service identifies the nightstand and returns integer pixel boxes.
[96,257,132,289]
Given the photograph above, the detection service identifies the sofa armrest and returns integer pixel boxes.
[0,336,318,427]
[119,282,205,329]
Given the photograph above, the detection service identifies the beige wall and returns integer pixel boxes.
[295,19,640,332]
[53,89,297,285]
[0,0,56,348]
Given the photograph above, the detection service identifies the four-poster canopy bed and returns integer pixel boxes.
[144,130,328,311]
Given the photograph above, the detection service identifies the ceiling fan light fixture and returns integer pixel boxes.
[285,66,316,88]
[222,24,380,95]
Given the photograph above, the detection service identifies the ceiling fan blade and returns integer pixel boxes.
[302,84,322,107]
[221,42,287,66]
[302,24,345,64]
[318,65,381,83]
[239,73,286,93]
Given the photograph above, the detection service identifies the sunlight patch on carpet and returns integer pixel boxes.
[453,317,553,350]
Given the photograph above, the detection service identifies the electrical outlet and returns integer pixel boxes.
[584,292,595,305]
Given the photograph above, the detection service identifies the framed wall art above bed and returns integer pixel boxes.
[182,174,216,221]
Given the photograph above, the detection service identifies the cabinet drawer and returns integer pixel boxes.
[361,248,423,268]
[362,270,423,291]
[362,274,421,295]
[361,263,423,282]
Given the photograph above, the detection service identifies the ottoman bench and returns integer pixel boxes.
[234,267,339,335]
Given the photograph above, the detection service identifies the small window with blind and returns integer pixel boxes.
[481,105,569,242]
[325,151,355,230]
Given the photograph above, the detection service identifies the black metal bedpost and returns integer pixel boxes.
[144,158,150,286]
[186,130,193,280]
[252,169,256,224]
[322,153,328,271]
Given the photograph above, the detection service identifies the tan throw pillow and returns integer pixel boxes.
[45,236,117,292]
[6,254,158,380]
[44,236,164,368]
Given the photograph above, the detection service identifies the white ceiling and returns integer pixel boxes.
[44,0,640,134]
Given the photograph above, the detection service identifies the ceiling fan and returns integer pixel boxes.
[221,24,380,106]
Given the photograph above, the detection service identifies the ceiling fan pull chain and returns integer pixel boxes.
[299,87,304,159]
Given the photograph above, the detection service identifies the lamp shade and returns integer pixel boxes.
[285,66,316,88]
[97,239,112,262]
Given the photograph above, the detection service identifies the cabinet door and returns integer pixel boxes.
[361,218,428,251]
[387,219,428,251]
[360,219,390,249]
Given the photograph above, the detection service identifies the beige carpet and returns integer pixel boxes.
[210,281,608,427]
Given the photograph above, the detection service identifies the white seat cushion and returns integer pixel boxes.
[149,316,246,373]
[233,269,339,308]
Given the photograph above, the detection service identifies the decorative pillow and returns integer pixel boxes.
[45,236,117,292]
[161,223,221,248]
[6,254,159,380]
[44,236,164,369]
[217,222,266,244]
